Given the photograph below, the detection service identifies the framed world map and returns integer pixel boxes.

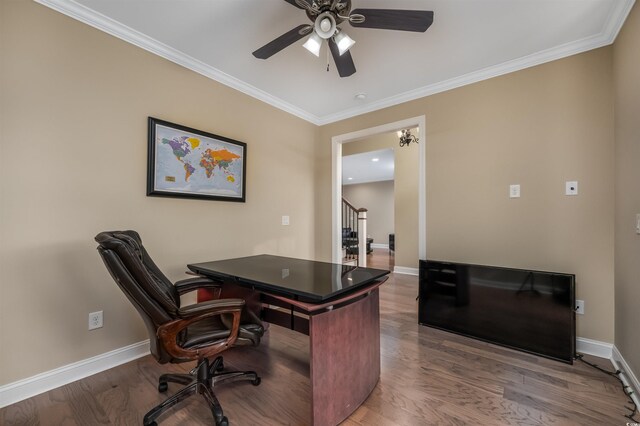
[147,117,246,202]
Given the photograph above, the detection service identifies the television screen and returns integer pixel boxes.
[419,260,576,363]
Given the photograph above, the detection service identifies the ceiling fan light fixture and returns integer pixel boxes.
[315,12,337,39]
[303,32,323,57]
[334,30,355,55]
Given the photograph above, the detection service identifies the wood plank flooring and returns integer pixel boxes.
[1,249,630,425]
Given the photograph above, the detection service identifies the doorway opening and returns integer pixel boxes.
[331,116,426,274]
[342,148,395,269]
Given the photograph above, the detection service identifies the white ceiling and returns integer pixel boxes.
[37,0,634,125]
[343,148,395,185]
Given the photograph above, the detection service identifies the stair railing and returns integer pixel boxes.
[342,197,368,267]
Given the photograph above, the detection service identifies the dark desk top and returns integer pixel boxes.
[188,254,390,303]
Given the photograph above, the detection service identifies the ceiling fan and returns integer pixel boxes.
[252,0,434,77]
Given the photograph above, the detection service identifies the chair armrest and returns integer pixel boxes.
[158,299,245,362]
[177,298,245,319]
[174,277,222,295]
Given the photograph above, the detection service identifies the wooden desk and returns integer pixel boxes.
[188,255,390,426]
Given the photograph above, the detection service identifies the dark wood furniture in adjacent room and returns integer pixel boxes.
[342,227,373,254]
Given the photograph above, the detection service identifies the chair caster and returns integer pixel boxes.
[216,360,224,372]
[217,416,229,426]
[252,377,261,386]
[158,382,168,393]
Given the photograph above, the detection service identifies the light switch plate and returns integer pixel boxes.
[509,184,521,198]
[282,215,290,226]
[565,181,578,196]
[636,214,640,234]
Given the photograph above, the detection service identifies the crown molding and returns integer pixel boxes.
[318,0,635,125]
[33,0,323,125]
[35,0,634,126]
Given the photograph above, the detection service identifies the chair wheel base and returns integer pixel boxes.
[158,382,168,393]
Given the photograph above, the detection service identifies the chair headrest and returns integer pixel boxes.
[95,230,180,315]
[96,230,142,252]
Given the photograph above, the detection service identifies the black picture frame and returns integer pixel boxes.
[147,117,247,202]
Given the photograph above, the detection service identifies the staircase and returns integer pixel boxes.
[342,197,368,267]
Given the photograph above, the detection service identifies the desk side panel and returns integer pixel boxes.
[309,290,380,426]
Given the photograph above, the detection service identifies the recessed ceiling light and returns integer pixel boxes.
[348,177,353,180]
[354,93,367,100]
[371,158,379,162]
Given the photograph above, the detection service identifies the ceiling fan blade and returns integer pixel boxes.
[253,25,310,60]
[283,0,310,10]
[328,38,356,78]
[350,9,434,32]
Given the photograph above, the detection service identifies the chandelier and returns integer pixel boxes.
[397,129,419,147]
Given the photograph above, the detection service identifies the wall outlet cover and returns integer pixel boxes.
[89,311,103,330]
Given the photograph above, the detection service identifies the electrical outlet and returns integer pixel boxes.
[89,311,103,330]
[282,215,290,226]
[575,300,585,315]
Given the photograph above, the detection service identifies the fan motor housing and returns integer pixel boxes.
[306,0,352,25]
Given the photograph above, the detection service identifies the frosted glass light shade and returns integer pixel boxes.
[334,31,355,55]
[303,32,322,57]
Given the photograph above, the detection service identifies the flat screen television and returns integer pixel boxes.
[419,260,576,363]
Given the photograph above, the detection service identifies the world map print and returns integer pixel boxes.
[153,124,244,198]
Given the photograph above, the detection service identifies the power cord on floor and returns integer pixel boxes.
[575,353,639,423]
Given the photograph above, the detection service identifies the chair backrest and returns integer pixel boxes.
[95,230,180,363]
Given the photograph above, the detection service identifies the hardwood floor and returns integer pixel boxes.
[367,248,395,270]
[1,252,630,425]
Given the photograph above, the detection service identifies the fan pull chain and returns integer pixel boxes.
[326,44,330,72]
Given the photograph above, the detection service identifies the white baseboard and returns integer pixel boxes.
[576,339,640,408]
[612,345,640,408]
[0,340,150,408]
[2,334,637,415]
[393,266,419,276]
[371,243,389,249]
[576,337,613,359]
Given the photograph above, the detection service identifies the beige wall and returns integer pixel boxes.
[0,0,632,389]
[0,1,318,385]
[318,48,616,343]
[343,180,395,246]
[613,3,640,376]
[342,131,420,268]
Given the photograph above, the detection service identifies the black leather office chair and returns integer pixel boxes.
[95,231,263,426]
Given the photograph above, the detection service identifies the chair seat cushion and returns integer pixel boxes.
[180,316,264,349]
